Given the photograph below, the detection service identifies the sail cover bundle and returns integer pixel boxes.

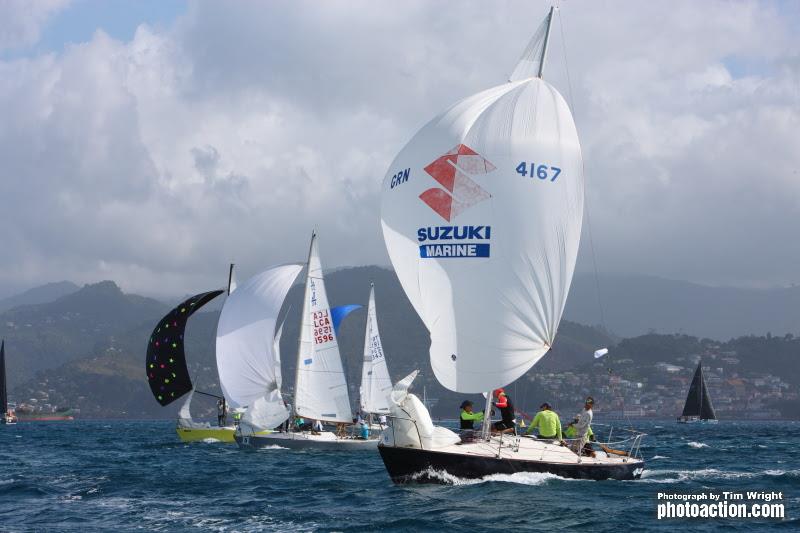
[146,290,223,406]
[216,265,301,431]
[380,25,584,393]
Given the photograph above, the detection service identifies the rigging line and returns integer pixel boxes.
[557,9,606,335]
[559,10,632,430]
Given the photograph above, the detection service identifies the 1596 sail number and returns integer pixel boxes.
[516,162,561,182]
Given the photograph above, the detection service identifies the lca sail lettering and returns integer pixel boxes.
[313,310,334,344]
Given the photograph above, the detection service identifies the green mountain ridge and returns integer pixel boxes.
[4,267,799,420]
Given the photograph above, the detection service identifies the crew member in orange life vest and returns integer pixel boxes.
[492,389,516,433]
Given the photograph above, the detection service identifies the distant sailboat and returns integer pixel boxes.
[359,283,392,429]
[234,233,379,450]
[677,362,717,424]
[1,340,18,425]
[145,267,235,443]
[376,7,646,482]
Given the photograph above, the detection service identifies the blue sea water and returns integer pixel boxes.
[0,420,798,531]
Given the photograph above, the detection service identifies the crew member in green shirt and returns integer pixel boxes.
[459,400,485,430]
[525,402,565,444]
[564,420,594,441]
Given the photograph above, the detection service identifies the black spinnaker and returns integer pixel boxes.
[146,291,223,406]
[681,362,716,420]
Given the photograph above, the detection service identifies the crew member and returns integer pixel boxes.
[525,402,564,443]
[459,400,484,429]
[564,420,594,441]
[217,398,227,427]
[492,389,516,433]
[571,397,595,457]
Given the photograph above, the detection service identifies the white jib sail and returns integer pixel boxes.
[177,389,195,427]
[380,13,584,393]
[294,233,353,423]
[359,284,391,415]
[216,264,301,430]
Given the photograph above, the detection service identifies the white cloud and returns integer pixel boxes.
[0,0,798,296]
[0,0,70,51]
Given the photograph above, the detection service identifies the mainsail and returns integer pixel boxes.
[294,233,353,423]
[681,362,716,420]
[146,290,224,406]
[380,13,583,393]
[216,264,301,432]
[359,284,392,415]
[1,340,7,416]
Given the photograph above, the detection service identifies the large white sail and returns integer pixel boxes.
[359,284,391,415]
[380,19,584,393]
[216,264,301,431]
[294,233,353,423]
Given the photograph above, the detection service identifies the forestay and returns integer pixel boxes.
[380,17,584,393]
[359,284,392,415]
[294,233,353,423]
[216,265,301,432]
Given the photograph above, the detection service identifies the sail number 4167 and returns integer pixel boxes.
[516,162,561,182]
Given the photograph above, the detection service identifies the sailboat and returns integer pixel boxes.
[1,340,18,425]
[233,233,379,450]
[376,7,645,482]
[677,361,717,424]
[146,266,237,443]
[358,283,393,432]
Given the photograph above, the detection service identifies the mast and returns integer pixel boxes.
[1,340,7,416]
[480,391,493,440]
[292,231,316,421]
[697,363,703,415]
[227,263,236,295]
[537,6,555,79]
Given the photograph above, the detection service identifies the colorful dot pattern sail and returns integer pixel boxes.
[145,290,223,406]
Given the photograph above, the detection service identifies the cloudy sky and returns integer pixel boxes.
[0,0,798,297]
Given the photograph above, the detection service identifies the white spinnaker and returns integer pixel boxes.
[380,31,584,393]
[294,233,353,423]
[216,264,301,430]
[274,317,286,390]
[359,284,392,415]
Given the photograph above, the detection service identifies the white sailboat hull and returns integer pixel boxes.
[235,430,379,451]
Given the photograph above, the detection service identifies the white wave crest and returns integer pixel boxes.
[641,468,790,483]
[687,441,708,448]
[255,445,289,450]
[409,467,482,485]
[409,467,571,486]
[201,438,223,444]
[481,472,571,485]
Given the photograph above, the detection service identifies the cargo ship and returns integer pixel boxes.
[14,406,75,422]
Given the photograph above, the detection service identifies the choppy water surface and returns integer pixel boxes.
[0,420,797,531]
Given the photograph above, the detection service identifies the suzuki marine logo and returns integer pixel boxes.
[419,144,495,221]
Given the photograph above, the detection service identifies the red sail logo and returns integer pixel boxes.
[419,144,495,221]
